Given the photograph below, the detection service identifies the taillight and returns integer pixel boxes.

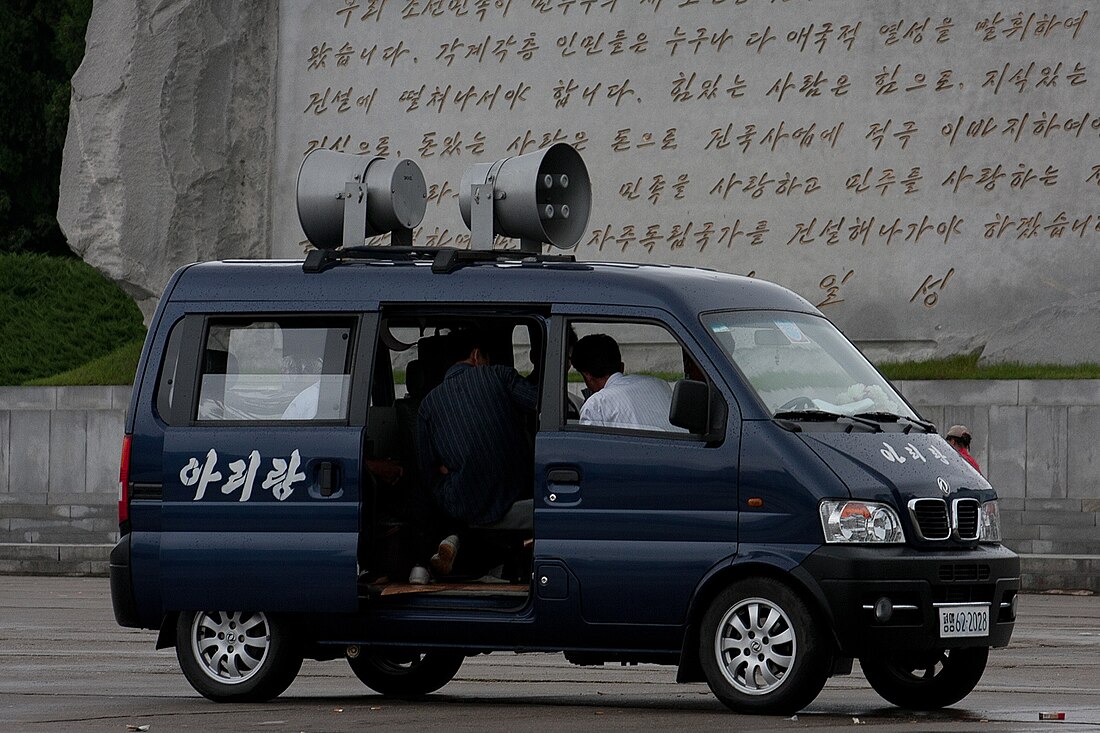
[119,434,132,525]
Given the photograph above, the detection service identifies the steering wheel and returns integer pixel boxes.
[777,396,816,412]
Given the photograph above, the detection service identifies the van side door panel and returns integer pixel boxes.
[157,312,371,614]
[535,308,741,631]
[161,429,362,611]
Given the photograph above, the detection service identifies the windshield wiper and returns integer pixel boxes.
[773,410,882,432]
[853,411,935,433]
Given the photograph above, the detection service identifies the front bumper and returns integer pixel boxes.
[800,543,1020,656]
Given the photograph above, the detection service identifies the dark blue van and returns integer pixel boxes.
[110,146,1019,714]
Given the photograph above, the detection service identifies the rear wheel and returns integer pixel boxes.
[348,649,464,696]
[699,579,831,714]
[860,647,988,709]
[175,610,302,702]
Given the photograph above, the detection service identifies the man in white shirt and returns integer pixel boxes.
[570,333,685,432]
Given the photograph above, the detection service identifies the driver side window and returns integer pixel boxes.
[564,320,712,437]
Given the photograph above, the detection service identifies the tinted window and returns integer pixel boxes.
[154,320,184,421]
[196,318,354,422]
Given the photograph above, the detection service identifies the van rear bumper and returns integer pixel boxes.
[799,544,1020,656]
[110,534,141,628]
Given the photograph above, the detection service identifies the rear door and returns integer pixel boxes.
[159,313,373,612]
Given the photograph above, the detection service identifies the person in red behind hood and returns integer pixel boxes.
[946,425,981,474]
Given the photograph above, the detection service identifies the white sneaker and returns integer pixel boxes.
[430,534,460,576]
[408,565,431,585]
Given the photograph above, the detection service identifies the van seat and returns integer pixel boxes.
[404,359,425,400]
[415,333,455,396]
[366,405,398,458]
[472,498,533,531]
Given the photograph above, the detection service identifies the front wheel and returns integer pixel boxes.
[175,610,302,702]
[698,579,831,715]
[348,649,464,696]
[860,647,989,709]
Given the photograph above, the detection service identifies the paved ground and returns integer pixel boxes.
[0,577,1098,732]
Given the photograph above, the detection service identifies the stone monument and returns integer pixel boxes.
[60,0,1100,363]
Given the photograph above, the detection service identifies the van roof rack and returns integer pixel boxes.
[302,246,576,275]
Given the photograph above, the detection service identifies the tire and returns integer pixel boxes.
[698,579,831,715]
[860,647,988,710]
[348,649,464,697]
[175,610,303,702]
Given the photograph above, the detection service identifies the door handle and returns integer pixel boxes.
[546,467,581,507]
[319,460,338,497]
[547,468,580,483]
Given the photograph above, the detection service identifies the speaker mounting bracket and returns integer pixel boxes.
[340,181,368,249]
[469,182,495,250]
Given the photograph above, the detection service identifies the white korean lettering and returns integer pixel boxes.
[179,449,223,501]
[222,450,261,502]
[880,442,905,463]
[904,443,927,462]
[927,443,952,465]
[262,449,306,501]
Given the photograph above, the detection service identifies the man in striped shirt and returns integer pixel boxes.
[416,329,538,573]
[571,333,685,433]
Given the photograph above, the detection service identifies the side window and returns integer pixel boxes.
[154,319,184,421]
[566,320,712,436]
[195,317,354,422]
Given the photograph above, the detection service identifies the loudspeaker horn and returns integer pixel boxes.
[458,143,591,250]
[296,148,427,250]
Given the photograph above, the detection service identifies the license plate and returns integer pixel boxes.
[938,605,990,638]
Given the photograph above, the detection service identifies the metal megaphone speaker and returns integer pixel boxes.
[296,148,427,250]
[458,143,591,250]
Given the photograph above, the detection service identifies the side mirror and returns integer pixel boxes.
[670,379,715,436]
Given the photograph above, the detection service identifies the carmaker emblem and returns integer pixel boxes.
[937,477,951,495]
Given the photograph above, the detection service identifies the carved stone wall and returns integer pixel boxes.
[60,1,1100,362]
[57,0,279,320]
[271,0,1100,364]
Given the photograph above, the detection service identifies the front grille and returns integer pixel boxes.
[909,498,950,540]
[954,499,981,540]
[938,563,991,582]
[932,584,995,604]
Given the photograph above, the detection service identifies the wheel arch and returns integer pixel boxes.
[676,554,840,683]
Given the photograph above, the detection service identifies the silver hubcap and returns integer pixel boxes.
[191,611,271,685]
[714,597,797,696]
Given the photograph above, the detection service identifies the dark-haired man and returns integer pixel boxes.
[570,333,684,432]
[416,329,538,576]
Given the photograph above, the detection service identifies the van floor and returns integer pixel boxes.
[375,581,528,598]
[358,570,529,599]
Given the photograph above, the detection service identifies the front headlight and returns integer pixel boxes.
[980,500,1002,543]
[819,500,905,544]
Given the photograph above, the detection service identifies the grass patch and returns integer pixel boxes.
[25,338,146,386]
[0,253,146,385]
[877,353,1100,380]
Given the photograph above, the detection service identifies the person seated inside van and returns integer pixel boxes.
[280,353,323,420]
[570,334,685,433]
[415,328,538,580]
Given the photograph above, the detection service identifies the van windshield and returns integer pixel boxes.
[702,311,917,420]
